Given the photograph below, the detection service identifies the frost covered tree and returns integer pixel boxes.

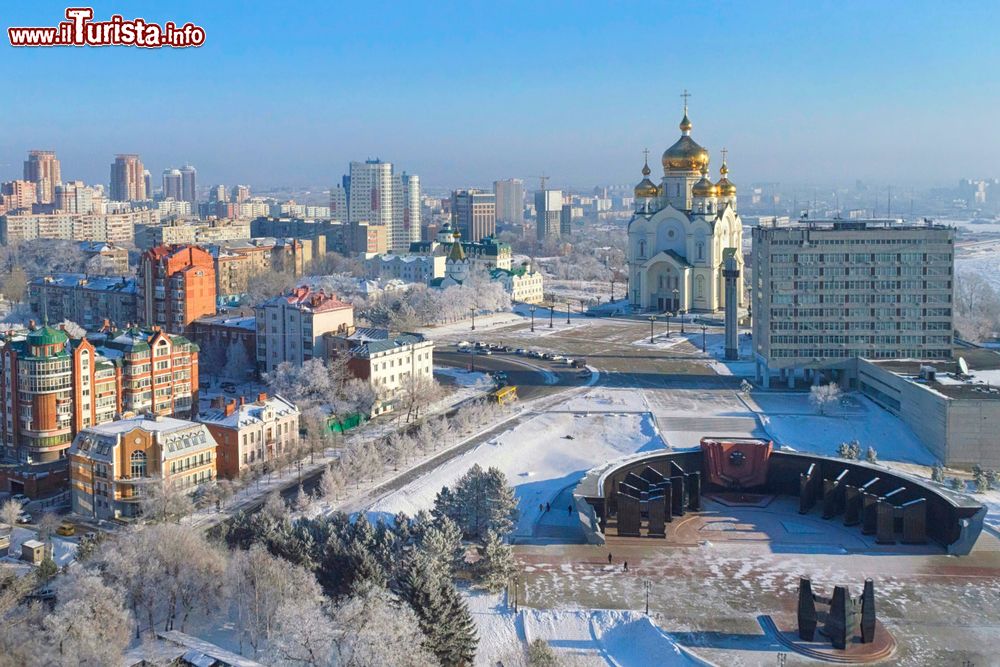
[478,529,517,593]
[262,490,287,520]
[222,341,253,381]
[865,446,878,464]
[435,464,519,541]
[265,597,335,667]
[318,464,344,502]
[528,638,558,666]
[293,484,312,513]
[931,463,945,482]
[837,440,861,460]
[326,584,436,667]
[412,511,465,577]
[809,382,841,415]
[948,476,966,492]
[138,476,194,523]
[401,374,445,423]
[43,571,132,666]
[228,545,325,657]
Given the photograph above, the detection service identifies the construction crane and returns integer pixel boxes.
[530,174,550,190]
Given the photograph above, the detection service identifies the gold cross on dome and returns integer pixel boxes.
[680,89,691,111]
[721,147,728,163]
[642,148,650,162]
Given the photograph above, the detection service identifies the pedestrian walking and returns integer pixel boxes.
[608,553,613,564]
[545,502,550,512]
[567,504,572,515]
[623,560,628,572]
[539,503,544,513]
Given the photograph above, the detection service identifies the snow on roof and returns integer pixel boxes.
[259,286,352,313]
[198,394,299,429]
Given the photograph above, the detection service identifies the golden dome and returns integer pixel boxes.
[679,112,692,133]
[634,156,658,198]
[716,156,736,196]
[692,166,718,197]
[662,135,709,172]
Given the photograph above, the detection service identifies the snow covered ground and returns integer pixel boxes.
[433,366,493,389]
[368,394,666,539]
[956,237,1000,290]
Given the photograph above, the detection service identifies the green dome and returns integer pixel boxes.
[27,325,68,347]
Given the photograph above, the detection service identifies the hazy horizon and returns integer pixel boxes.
[3,2,998,191]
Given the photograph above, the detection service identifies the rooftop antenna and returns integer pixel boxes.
[887,185,892,218]
[538,174,549,190]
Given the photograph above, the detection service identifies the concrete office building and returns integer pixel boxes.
[451,189,496,241]
[494,178,524,224]
[535,189,563,241]
[751,219,956,388]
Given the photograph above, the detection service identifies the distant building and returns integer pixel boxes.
[490,264,544,304]
[363,253,444,284]
[68,415,217,520]
[110,154,147,201]
[346,160,420,251]
[138,245,217,334]
[162,169,182,200]
[0,209,155,245]
[409,224,513,270]
[325,327,433,416]
[199,392,299,479]
[180,165,197,204]
[55,181,99,214]
[189,314,257,372]
[330,183,348,221]
[752,219,955,387]
[494,178,524,224]
[80,241,130,275]
[23,150,61,204]
[255,286,354,374]
[451,189,496,242]
[0,180,37,214]
[535,190,562,241]
[29,273,137,331]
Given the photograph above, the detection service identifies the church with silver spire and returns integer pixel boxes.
[626,92,745,313]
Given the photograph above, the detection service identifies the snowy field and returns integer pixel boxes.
[956,239,1000,290]
[433,366,493,389]
[368,395,666,539]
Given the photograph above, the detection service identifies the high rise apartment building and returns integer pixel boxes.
[0,209,155,245]
[330,183,348,221]
[23,150,61,204]
[751,220,956,388]
[494,178,524,224]
[347,160,420,251]
[534,189,563,241]
[110,154,147,201]
[55,181,98,214]
[162,169,182,200]
[0,180,37,214]
[180,165,197,203]
[138,245,217,334]
[451,189,496,241]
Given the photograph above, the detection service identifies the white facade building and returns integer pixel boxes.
[364,253,444,284]
[255,286,355,374]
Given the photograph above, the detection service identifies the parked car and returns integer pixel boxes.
[457,346,473,354]
[221,382,237,394]
[10,494,29,505]
[552,355,566,362]
[57,520,75,537]
[515,348,527,355]
[456,340,472,348]
[16,511,32,524]
[542,353,555,360]
[572,358,587,368]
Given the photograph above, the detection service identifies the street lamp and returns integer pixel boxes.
[672,288,679,314]
[702,324,708,352]
[529,305,536,332]
[647,315,657,344]
[470,306,476,331]
[566,301,571,324]
[548,302,554,328]
[665,310,671,337]
[644,579,651,615]
[680,309,686,335]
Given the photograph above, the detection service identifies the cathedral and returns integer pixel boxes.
[627,98,744,314]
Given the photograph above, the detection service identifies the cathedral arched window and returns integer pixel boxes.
[697,242,704,260]
[658,275,664,289]
[696,275,705,298]
[639,240,646,258]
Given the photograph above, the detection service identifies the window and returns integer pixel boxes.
[697,242,704,260]
[130,450,147,478]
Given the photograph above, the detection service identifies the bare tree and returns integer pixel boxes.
[809,382,841,416]
[318,465,344,502]
[326,584,436,667]
[44,570,133,665]
[138,476,194,523]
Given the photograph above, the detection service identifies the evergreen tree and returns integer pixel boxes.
[399,553,477,666]
[416,515,465,577]
[478,529,517,593]
[528,638,558,666]
[439,464,519,540]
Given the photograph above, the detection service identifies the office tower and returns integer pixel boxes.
[110,154,146,201]
[138,244,217,334]
[54,180,97,214]
[232,184,250,203]
[180,164,197,203]
[143,170,152,201]
[534,189,562,241]
[23,150,61,204]
[751,219,956,388]
[451,189,496,241]
[494,178,524,224]
[330,183,347,221]
[163,168,182,200]
[209,184,228,203]
[560,204,573,237]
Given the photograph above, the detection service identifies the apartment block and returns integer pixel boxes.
[138,245,217,334]
[255,287,354,374]
[0,209,156,245]
[29,274,138,331]
[198,392,300,479]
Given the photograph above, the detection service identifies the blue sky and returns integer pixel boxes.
[2,1,997,190]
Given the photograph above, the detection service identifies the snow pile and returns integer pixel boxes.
[369,410,666,538]
[521,609,700,666]
[433,366,493,389]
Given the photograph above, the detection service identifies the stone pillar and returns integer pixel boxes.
[723,250,740,360]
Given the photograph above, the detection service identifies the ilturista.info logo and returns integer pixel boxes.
[8,7,205,48]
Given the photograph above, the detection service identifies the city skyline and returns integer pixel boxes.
[2,2,998,190]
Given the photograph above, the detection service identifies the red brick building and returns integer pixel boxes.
[138,245,217,334]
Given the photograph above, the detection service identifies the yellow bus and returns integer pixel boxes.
[490,385,518,405]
